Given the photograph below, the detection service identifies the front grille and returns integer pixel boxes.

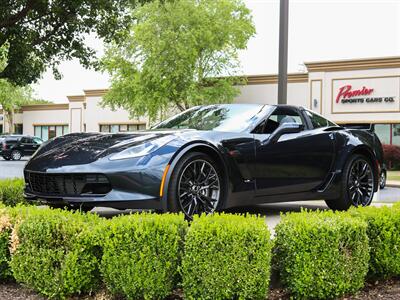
[26,172,111,196]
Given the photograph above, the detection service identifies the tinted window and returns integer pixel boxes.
[21,137,32,143]
[153,104,273,133]
[33,137,43,145]
[305,110,336,129]
[254,107,304,134]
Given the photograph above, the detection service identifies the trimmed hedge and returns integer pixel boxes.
[350,206,400,278]
[0,206,12,280]
[101,213,187,300]
[274,210,369,299]
[10,207,103,299]
[182,214,272,300]
[0,179,27,207]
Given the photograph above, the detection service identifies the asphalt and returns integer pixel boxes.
[1,157,399,232]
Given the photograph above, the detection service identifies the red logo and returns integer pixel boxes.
[336,85,374,103]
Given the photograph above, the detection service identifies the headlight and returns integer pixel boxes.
[109,135,175,161]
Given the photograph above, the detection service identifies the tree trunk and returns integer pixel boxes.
[5,108,13,133]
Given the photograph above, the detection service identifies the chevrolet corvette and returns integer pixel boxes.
[23,104,383,217]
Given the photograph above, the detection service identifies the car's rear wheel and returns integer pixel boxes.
[325,154,374,210]
[11,150,22,161]
[380,171,386,189]
[167,152,225,219]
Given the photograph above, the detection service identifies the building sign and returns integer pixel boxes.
[332,76,400,113]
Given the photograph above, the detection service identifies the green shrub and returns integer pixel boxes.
[350,206,400,278]
[0,206,12,280]
[274,210,369,299]
[101,213,187,300]
[182,213,272,300]
[10,207,103,299]
[0,178,27,207]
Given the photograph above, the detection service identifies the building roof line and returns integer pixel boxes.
[304,56,400,72]
[21,103,69,111]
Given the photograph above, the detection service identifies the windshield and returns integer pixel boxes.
[152,104,272,132]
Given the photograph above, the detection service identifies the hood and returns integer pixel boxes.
[26,131,179,170]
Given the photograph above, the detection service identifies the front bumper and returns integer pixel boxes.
[24,190,162,210]
[24,157,169,210]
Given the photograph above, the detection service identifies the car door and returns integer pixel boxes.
[253,107,335,196]
[20,137,36,156]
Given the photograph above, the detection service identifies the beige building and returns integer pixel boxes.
[1,56,399,145]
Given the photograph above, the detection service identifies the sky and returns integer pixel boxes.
[33,0,400,103]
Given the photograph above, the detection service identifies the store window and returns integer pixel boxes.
[34,125,69,141]
[14,124,23,134]
[99,124,146,133]
[392,124,400,146]
[0,124,3,134]
[375,124,391,145]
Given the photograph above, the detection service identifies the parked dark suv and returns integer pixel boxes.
[0,135,43,161]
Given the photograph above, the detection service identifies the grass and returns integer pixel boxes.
[387,171,400,182]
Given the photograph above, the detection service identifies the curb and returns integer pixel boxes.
[387,182,400,188]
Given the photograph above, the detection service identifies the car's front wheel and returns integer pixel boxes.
[325,154,374,210]
[167,152,225,219]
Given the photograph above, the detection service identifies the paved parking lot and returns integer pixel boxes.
[0,158,28,179]
[1,157,399,232]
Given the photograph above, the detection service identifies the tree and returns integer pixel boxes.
[0,80,36,133]
[101,0,255,120]
[0,45,49,133]
[0,0,149,86]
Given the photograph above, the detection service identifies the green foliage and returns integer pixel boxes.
[102,0,255,120]
[10,208,103,299]
[0,207,12,280]
[0,1,151,86]
[182,213,272,300]
[274,210,369,299]
[350,206,400,278]
[0,179,27,207]
[101,213,187,300]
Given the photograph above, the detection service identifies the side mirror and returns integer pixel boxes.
[268,122,304,144]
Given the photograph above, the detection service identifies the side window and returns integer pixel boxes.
[253,108,304,134]
[21,137,30,143]
[33,138,43,145]
[305,110,335,129]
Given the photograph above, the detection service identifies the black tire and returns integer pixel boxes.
[11,150,22,161]
[2,156,11,161]
[167,151,225,219]
[380,171,386,189]
[325,154,375,210]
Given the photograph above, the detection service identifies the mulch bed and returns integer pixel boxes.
[0,279,399,299]
[269,278,400,300]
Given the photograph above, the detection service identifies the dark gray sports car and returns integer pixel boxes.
[23,104,383,217]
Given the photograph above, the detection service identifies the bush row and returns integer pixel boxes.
[0,179,27,207]
[0,206,272,300]
[0,204,399,299]
[275,205,400,299]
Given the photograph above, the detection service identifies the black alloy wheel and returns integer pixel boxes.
[325,154,375,210]
[347,158,374,206]
[380,171,386,189]
[11,150,22,161]
[168,152,224,219]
